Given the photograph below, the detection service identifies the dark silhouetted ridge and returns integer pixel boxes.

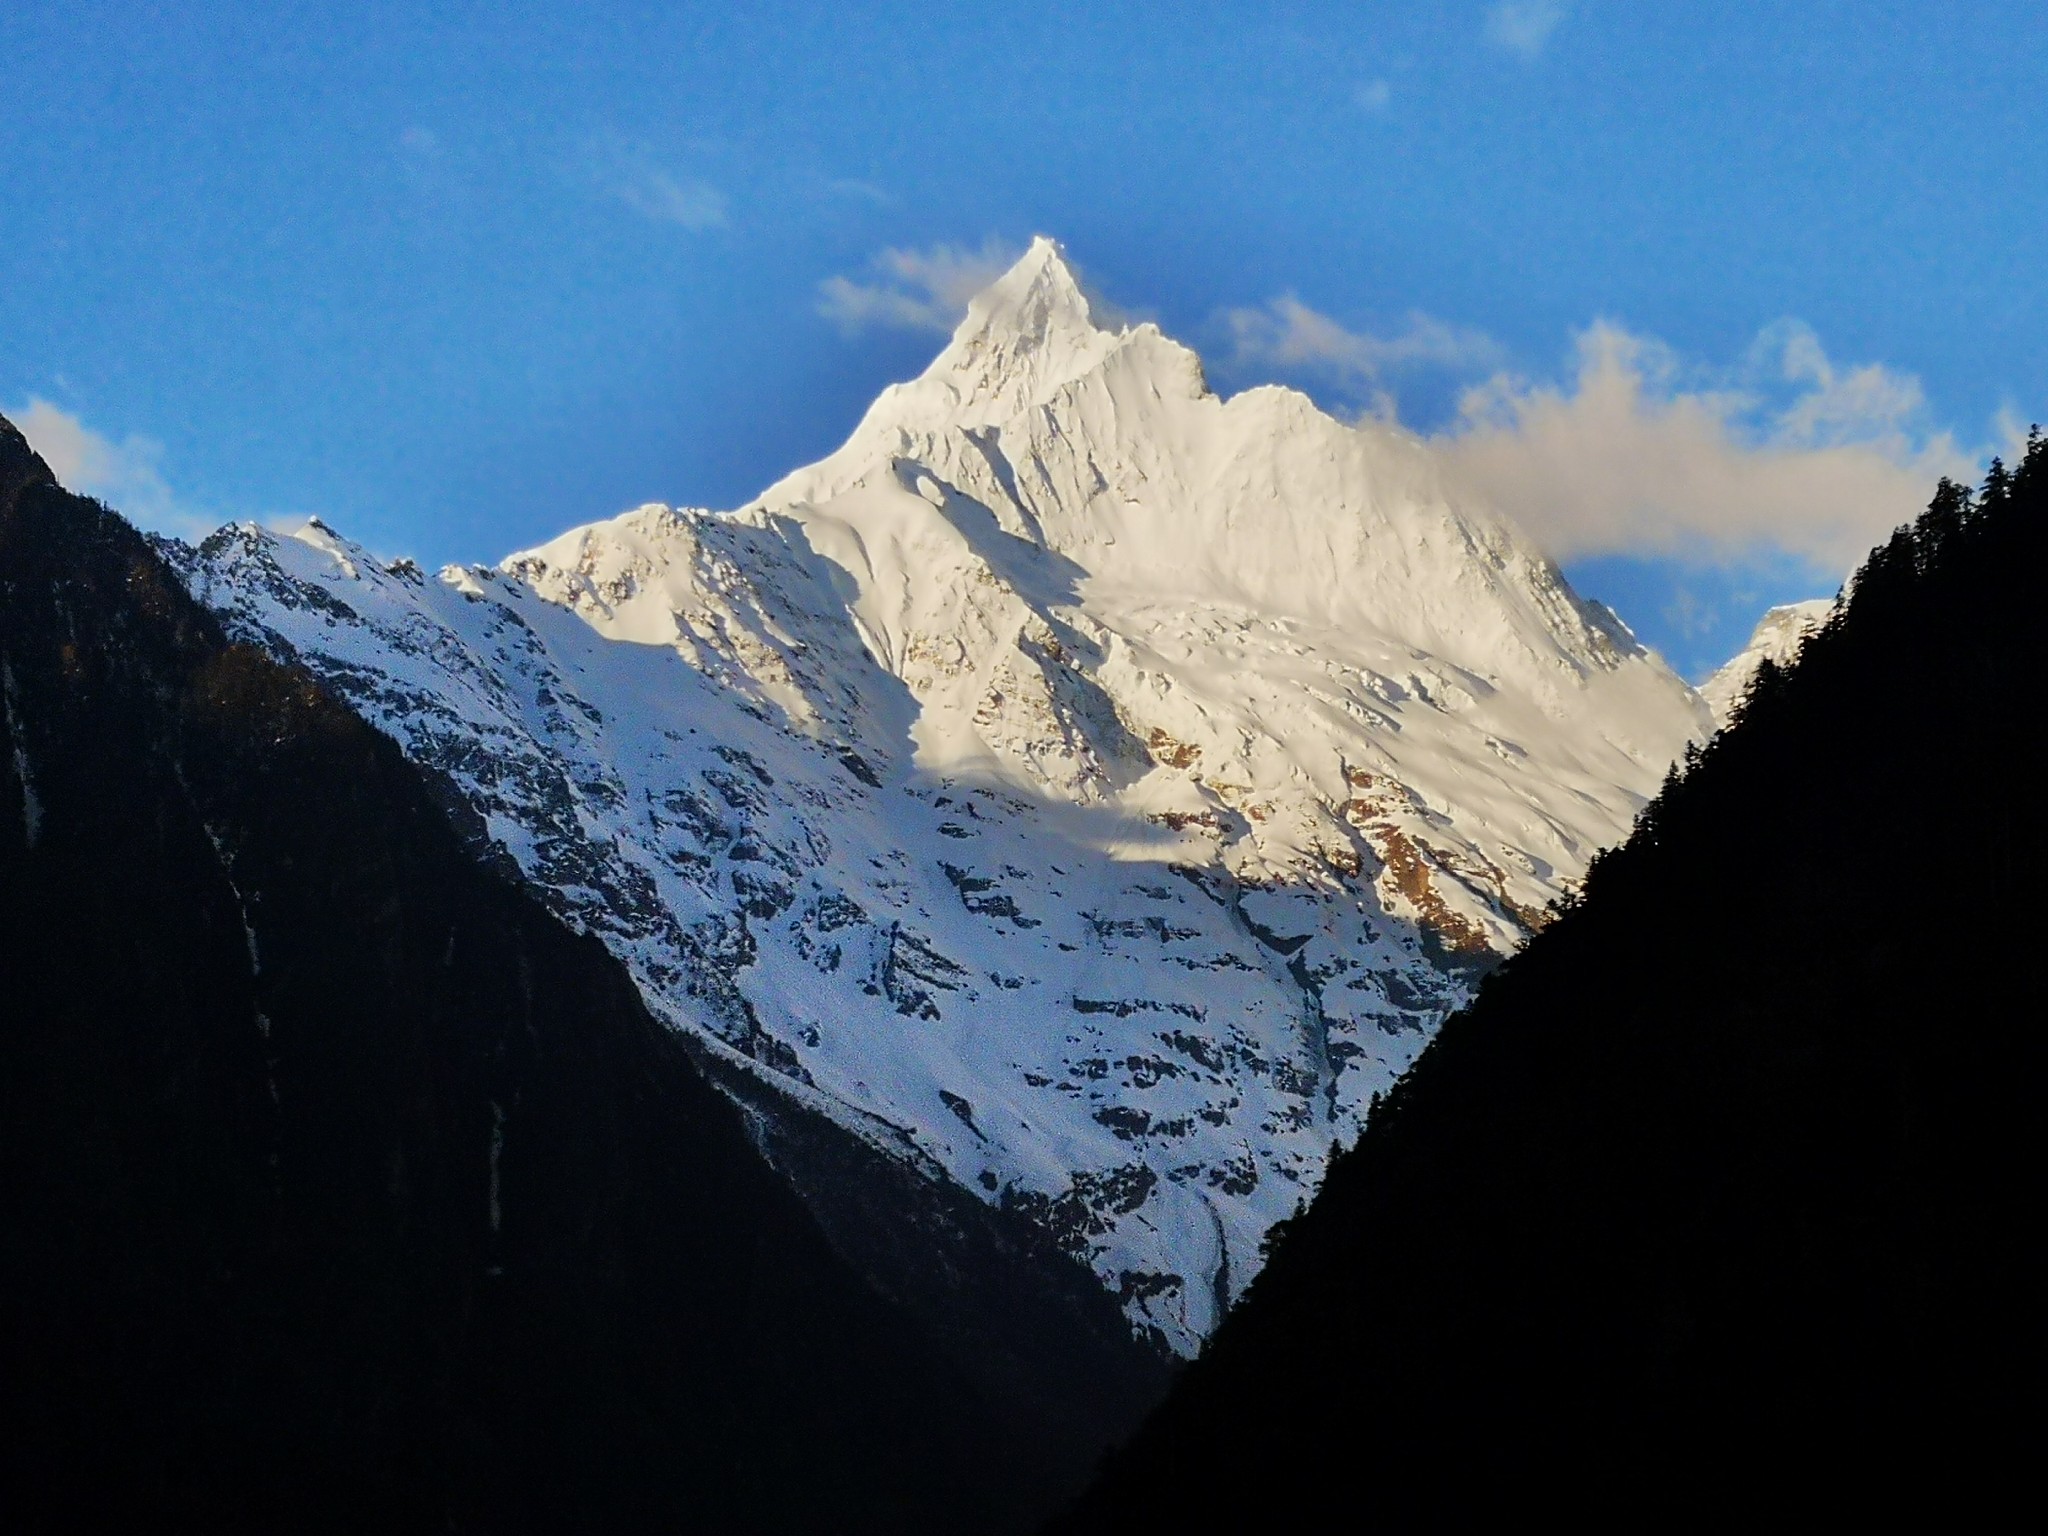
[0,412,1152,1533]
[1060,440,2046,1526]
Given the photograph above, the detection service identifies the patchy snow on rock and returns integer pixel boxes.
[168,239,1711,1352]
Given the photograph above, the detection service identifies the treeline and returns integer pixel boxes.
[1060,439,2045,1525]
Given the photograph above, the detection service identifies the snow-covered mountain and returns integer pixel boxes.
[1700,599,1835,726]
[169,238,1710,1351]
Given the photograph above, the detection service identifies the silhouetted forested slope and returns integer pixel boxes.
[1062,443,2045,1526]
[0,414,1161,1534]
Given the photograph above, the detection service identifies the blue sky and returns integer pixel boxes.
[3,2,2041,678]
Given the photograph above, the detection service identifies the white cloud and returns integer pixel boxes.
[1431,321,1977,570]
[818,238,1022,335]
[1222,295,1504,401]
[1354,78,1393,113]
[9,399,214,539]
[1485,1,1567,59]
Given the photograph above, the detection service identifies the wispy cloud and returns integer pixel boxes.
[613,167,727,230]
[1221,295,1504,403]
[1354,78,1393,113]
[824,177,895,207]
[1485,1,1567,59]
[588,139,728,231]
[817,238,1022,335]
[9,398,214,539]
[1992,404,2037,466]
[1432,321,1977,570]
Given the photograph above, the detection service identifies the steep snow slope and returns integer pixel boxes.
[1700,598,1835,725]
[173,240,1710,1350]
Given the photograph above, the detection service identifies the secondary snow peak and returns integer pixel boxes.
[1699,598,1834,726]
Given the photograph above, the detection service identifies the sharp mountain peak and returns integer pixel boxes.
[159,238,1712,1349]
[959,235,1100,346]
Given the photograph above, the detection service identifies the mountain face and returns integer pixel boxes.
[1060,455,2046,1525]
[1699,596,1834,724]
[170,239,1709,1349]
[0,417,1163,1533]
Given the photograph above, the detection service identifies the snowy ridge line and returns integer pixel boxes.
[170,239,1712,1351]
[1700,598,1836,725]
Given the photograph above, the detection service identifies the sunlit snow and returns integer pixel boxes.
[171,240,1711,1351]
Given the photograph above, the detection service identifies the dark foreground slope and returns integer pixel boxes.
[0,416,1157,1533]
[1063,448,2046,1527]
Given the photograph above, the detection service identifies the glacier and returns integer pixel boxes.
[168,238,1711,1351]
